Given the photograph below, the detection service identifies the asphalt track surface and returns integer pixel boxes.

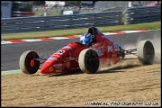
[1,30,161,71]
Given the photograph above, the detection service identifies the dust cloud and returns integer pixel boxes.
[98,41,141,72]
[136,32,161,64]
[98,59,141,72]
[149,37,161,64]
[99,31,161,72]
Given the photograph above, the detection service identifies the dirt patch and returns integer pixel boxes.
[1,58,161,107]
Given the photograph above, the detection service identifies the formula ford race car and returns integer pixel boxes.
[19,26,155,76]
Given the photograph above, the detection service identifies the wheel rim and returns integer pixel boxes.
[30,59,35,67]
[25,51,40,74]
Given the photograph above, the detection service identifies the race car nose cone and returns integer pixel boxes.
[41,62,54,74]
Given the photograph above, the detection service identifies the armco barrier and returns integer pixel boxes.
[125,5,161,24]
[2,5,160,34]
[1,11,122,34]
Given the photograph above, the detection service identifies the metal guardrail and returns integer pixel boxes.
[1,11,122,34]
[125,5,161,24]
[1,6,161,34]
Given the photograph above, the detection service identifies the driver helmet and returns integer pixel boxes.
[80,33,93,45]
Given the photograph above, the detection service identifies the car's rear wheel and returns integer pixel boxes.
[137,40,155,65]
[78,48,99,74]
[19,50,40,74]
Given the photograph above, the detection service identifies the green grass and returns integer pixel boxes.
[2,21,161,41]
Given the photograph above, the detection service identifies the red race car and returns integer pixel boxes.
[19,27,155,76]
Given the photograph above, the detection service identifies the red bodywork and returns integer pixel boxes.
[40,28,123,75]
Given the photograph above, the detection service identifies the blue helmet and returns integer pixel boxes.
[80,33,92,45]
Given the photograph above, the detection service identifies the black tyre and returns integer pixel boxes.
[19,50,40,74]
[137,40,155,65]
[78,48,99,73]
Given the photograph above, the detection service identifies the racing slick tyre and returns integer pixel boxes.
[19,50,40,74]
[78,48,99,74]
[137,40,155,65]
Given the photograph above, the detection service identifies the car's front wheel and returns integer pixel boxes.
[78,48,99,74]
[19,50,40,74]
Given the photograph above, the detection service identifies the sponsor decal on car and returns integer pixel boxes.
[66,57,75,61]
[53,64,62,68]
[55,50,65,54]
[113,43,120,51]
[49,66,54,72]
[92,43,100,47]
[95,47,104,56]
[108,46,113,52]
[56,69,62,73]
[63,45,72,50]
[47,57,57,61]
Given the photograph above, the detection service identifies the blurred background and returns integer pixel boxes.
[1,1,161,18]
[33,1,161,16]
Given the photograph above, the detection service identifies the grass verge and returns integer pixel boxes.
[2,21,161,41]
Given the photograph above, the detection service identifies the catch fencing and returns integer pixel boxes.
[1,11,122,34]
